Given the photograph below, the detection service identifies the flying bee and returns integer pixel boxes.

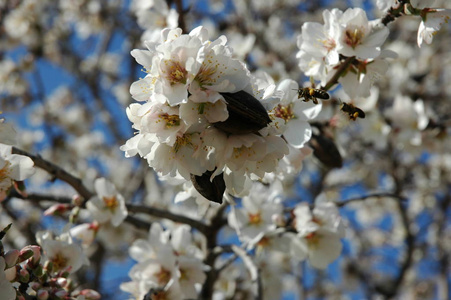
[295,87,330,105]
[340,102,365,121]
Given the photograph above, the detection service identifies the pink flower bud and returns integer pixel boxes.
[21,245,41,266]
[43,204,71,216]
[30,281,41,291]
[37,289,49,300]
[56,277,68,288]
[72,195,84,207]
[19,268,29,282]
[79,289,101,300]
[4,249,19,268]
[18,249,34,263]
[54,289,68,298]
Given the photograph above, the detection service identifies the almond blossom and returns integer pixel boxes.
[290,202,345,269]
[36,231,89,273]
[0,144,35,201]
[122,26,317,199]
[86,178,128,227]
[417,8,451,47]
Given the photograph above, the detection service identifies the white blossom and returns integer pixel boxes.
[86,178,128,227]
[0,144,35,201]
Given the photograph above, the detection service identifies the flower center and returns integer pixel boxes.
[164,60,187,85]
[102,196,118,211]
[156,267,172,285]
[173,134,193,153]
[160,113,181,128]
[321,38,336,51]
[195,64,218,88]
[52,252,69,271]
[344,26,365,48]
[248,213,262,225]
[274,104,295,122]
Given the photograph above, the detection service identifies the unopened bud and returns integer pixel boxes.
[32,264,44,277]
[37,289,49,300]
[18,249,34,263]
[30,281,41,291]
[44,261,53,274]
[79,289,101,300]
[19,268,29,282]
[44,204,72,216]
[56,277,68,288]
[4,249,19,268]
[54,289,68,299]
[72,195,84,207]
[22,245,41,266]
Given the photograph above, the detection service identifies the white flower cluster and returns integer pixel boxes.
[120,223,207,300]
[228,184,345,270]
[122,26,319,198]
[297,7,393,99]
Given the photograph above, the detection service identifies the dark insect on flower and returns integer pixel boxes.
[340,102,365,121]
[309,124,343,169]
[295,87,330,105]
[191,170,225,204]
[212,90,271,135]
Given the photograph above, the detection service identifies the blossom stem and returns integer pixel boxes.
[321,56,356,91]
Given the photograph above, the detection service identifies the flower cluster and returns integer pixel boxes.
[120,223,207,300]
[297,7,392,99]
[228,184,345,270]
[0,225,99,300]
[122,27,319,199]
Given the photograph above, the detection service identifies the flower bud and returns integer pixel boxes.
[4,249,19,268]
[56,277,68,288]
[79,289,102,300]
[21,245,41,266]
[30,281,41,291]
[43,204,72,216]
[19,268,29,282]
[32,264,44,278]
[44,261,53,274]
[54,289,68,299]
[18,249,34,264]
[37,289,49,300]
[213,90,271,135]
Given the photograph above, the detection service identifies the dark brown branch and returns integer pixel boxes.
[12,147,94,201]
[321,56,355,91]
[125,204,209,235]
[337,192,407,207]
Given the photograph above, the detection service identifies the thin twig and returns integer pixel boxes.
[336,192,407,207]
[12,147,94,201]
